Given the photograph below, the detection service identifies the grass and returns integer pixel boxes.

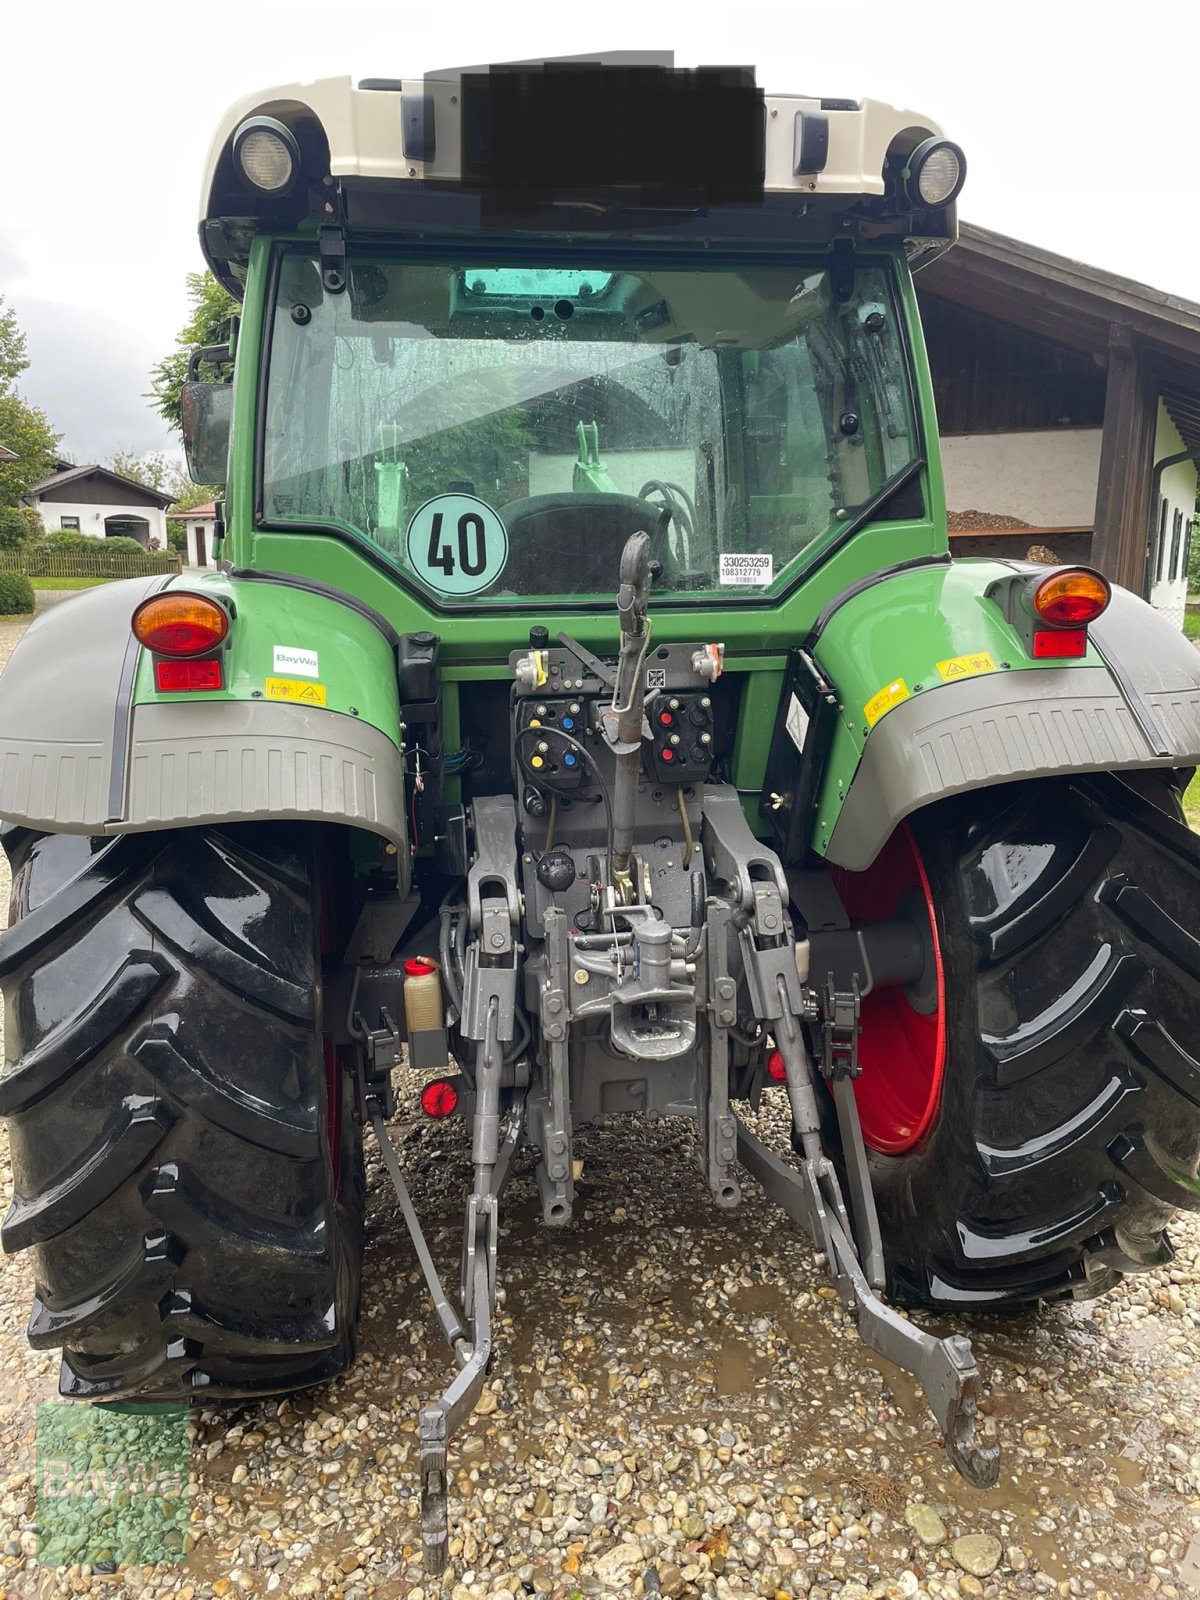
[1186,771,1200,831]
[1184,609,1200,642]
[32,577,113,591]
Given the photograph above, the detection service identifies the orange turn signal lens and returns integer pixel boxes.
[1032,569,1111,628]
[132,593,229,658]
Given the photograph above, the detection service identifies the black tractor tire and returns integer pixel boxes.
[851,771,1200,1309]
[0,824,364,1400]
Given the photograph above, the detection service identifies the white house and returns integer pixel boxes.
[171,502,219,568]
[26,464,174,547]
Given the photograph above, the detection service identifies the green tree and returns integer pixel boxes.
[148,272,239,433]
[106,450,189,501]
[0,299,29,393]
[106,452,221,529]
[0,296,62,508]
[0,392,60,508]
[0,507,33,550]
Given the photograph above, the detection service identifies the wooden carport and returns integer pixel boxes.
[919,225,1200,594]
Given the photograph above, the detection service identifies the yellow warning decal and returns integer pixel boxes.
[936,651,998,683]
[863,679,910,727]
[265,677,327,706]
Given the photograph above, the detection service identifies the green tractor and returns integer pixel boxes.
[3,60,1199,1572]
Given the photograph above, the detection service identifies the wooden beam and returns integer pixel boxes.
[919,278,1110,358]
[925,249,1200,366]
[947,525,1092,540]
[1092,325,1157,593]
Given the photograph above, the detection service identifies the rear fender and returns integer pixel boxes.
[810,560,1200,870]
[0,573,408,874]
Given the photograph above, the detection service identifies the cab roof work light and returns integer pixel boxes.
[232,116,300,194]
[903,139,967,208]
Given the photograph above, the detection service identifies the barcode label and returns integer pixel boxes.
[719,552,773,586]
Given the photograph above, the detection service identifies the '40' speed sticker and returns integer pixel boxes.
[405,494,509,597]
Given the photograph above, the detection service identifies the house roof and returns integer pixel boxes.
[28,463,176,509]
[170,501,217,520]
[0,445,18,463]
[920,224,1200,453]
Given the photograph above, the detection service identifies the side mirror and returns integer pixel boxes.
[180,381,233,486]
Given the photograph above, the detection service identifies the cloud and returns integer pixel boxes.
[0,236,28,286]
[15,298,176,463]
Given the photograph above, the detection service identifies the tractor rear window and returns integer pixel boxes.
[262,251,919,605]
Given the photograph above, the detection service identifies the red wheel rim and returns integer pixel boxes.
[830,822,946,1155]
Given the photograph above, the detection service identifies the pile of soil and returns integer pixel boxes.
[947,509,1032,531]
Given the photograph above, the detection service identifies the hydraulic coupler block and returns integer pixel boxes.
[516,699,590,792]
[646,693,715,781]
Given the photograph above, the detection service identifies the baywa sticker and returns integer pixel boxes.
[863,678,909,727]
[719,552,773,587]
[406,494,509,597]
[273,645,319,678]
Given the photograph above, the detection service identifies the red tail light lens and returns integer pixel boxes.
[1032,569,1111,627]
[132,593,229,657]
[1033,628,1088,659]
[766,1048,787,1082]
[420,1079,459,1119]
[154,657,223,692]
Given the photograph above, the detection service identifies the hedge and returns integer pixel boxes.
[0,571,35,614]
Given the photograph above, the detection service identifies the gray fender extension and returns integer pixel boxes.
[827,585,1200,871]
[0,579,406,847]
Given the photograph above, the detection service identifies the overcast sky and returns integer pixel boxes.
[2,0,1195,465]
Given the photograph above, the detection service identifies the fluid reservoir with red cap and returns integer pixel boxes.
[403,957,443,1035]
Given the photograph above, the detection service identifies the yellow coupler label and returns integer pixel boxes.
[936,650,998,683]
[863,679,910,727]
[265,677,327,706]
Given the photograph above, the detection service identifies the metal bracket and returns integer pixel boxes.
[701,900,741,1207]
[735,1117,999,1489]
[352,1007,401,1119]
[820,972,861,1079]
[702,785,790,913]
[532,908,575,1225]
[318,225,346,294]
[467,795,522,932]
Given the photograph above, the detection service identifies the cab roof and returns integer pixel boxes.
[200,65,959,298]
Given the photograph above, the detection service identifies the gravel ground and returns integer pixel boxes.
[1,598,1200,1600]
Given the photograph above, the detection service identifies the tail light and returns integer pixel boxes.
[154,658,223,692]
[1032,628,1088,660]
[766,1048,787,1082]
[133,593,229,657]
[420,1079,459,1119]
[1031,569,1111,627]
[985,565,1111,664]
